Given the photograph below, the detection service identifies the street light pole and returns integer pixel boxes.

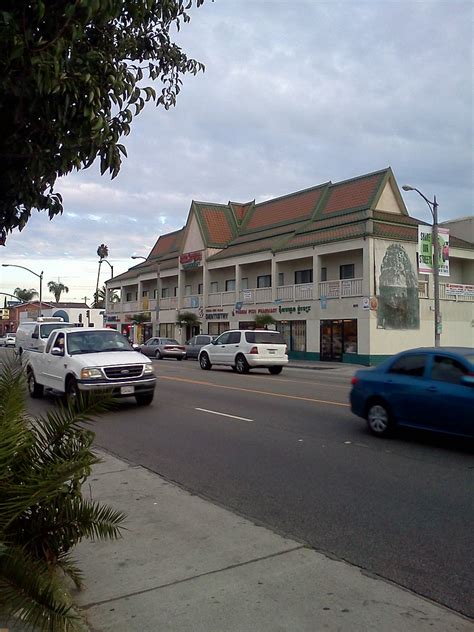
[1,263,44,318]
[402,186,441,347]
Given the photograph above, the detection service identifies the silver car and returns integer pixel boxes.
[139,337,186,360]
[184,335,216,359]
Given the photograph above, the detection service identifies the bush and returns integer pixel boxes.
[0,359,125,631]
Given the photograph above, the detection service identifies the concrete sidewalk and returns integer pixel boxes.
[73,451,471,632]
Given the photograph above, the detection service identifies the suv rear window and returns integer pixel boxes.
[245,331,285,344]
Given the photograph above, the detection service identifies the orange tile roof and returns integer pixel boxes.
[149,229,183,258]
[281,224,368,250]
[244,186,325,231]
[321,173,383,215]
[230,201,254,223]
[200,207,235,244]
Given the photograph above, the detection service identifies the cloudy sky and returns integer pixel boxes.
[1,0,472,303]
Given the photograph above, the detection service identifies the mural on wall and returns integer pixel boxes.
[375,241,420,330]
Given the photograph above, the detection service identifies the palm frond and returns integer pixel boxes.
[0,546,82,632]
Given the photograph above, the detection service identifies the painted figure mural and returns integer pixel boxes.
[377,243,419,330]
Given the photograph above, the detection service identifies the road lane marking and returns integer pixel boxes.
[195,408,253,422]
[159,375,350,408]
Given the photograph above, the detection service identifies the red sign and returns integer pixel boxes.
[180,251,202,265]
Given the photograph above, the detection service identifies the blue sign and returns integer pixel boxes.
[320,296,327,309]
[235,301,243,310]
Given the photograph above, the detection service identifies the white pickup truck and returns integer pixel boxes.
[24,327,156,406]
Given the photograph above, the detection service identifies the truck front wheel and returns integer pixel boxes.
[65,377,80,407]
[27,369,44,399]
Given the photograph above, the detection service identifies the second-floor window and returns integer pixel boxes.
[198,283,203,295]
[321,267,327,282]
[210,281,219,293]
[225,279,236,291]
[153,289,158,299]
[278,272,285,286]
[241,277,249,290]
[142,290,149,297]
[257,275,272,288]
[185,285,192,296]
[161,288,170,298]
[295,269,313,284]
[173,287,178,297]
[125,292,132,301]
[340,264,355,280]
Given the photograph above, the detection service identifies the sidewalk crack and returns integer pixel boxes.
[80,545,304,610]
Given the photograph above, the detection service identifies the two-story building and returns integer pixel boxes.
[106,168,474,364]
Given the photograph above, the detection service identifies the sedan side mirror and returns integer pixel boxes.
[461,375,474,387]
[132,343,140,351]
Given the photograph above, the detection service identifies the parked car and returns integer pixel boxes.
[198,329,288,374]
[184,335,216,359]
[139,337,186,360]
[5,333,16,348]
[350,347,474,438]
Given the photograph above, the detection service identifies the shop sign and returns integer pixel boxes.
[279,304,311,315]
[206,307,224,313]
[1,308,9,320]
[243,290,252,300]
[362,297,370,310]
[206,313,228,320]
[106,315,119,322]
[180,251,202,269]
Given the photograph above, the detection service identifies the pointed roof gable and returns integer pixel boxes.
[229,201,255,224]
[316,169,390,217]
[192,202,238,247]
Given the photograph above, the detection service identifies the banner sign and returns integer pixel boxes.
[418,226,449,276]
[180,251,202,269]
[446,283,474,297]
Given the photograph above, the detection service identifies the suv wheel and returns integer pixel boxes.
[235,354,249,374]
[268,366,283,375]
[200,352,212,370]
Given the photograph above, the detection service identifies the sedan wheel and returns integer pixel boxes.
[367,402,392,436]
[155,350,162,359]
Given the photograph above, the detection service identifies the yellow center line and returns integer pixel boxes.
[158,375,350,408]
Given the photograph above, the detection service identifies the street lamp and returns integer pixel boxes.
[402,185,441,347]
[131,256,147,261]
[2,263,44,318]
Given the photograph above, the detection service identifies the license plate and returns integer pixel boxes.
[268,350,276,354]
[121,386,134,395]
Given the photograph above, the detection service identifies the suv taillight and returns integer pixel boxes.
[249,346,258,354]
[351,377,359,385]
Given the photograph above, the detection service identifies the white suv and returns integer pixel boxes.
[198,329,288,374]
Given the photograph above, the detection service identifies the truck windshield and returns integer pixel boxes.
[67,331,133,354]
[40,323,71,338]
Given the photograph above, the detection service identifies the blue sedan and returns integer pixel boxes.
[350,347,474,438]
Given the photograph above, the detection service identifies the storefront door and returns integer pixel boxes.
[320,319,357,361]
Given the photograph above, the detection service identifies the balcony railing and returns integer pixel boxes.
[208,291,236,307]
[182,295,203,309]
[277,284,313,302]
[159,297,178,309]
[318,278,363,299]
[418,282,474,302]
[239,288,272,304]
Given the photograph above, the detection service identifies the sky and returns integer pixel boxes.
[1,0,472,304]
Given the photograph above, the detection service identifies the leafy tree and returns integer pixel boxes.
[176,311,200,328]
[130,312,151,324]
[254,314,277,329]
[0,359,125,631]
[92,285,118,309]
[47,281,69,303]
[0,0,207,242]
[14,287,38,302]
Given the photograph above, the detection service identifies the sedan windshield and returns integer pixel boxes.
[67,331,133,354]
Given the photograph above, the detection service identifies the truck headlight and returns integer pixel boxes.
[143,364,154,374]
[80,367,103,379]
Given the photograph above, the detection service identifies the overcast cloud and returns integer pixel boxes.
[1,0,472,302]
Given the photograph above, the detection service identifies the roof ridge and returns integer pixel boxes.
[254,181,330,208]
[328,167,390,189]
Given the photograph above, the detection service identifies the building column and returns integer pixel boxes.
[312,251,321,299]
[177,267,183,310]
[155,269,161,336]
[362,237,374,298]
[271,256,278,302]
[235,263,242,302]
[137,281,143,309]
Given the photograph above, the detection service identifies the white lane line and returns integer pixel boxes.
[195,407,253,422]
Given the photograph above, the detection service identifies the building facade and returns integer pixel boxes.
[106,168,474,364]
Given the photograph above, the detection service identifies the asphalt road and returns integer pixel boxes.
[3,349,474,619]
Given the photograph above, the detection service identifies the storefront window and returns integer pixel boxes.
[278,321,306,352]
[159,323,175,338]
[208,322,229,336]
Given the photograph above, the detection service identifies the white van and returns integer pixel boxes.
[16,318,81,355]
